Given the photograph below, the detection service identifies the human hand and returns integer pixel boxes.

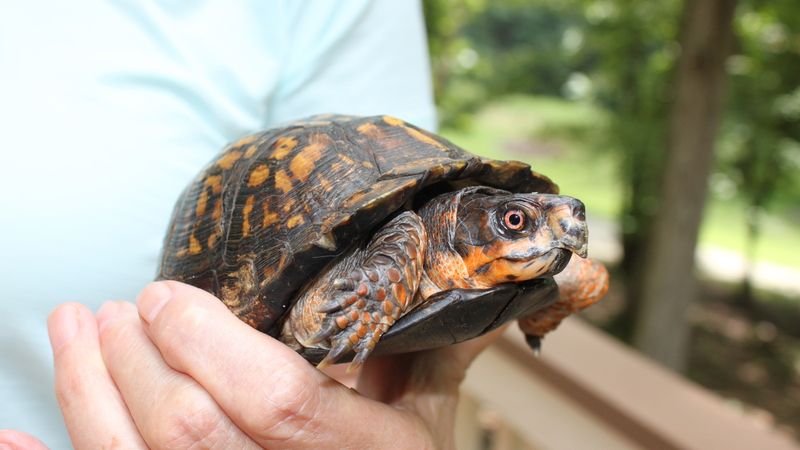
[1,281,503,450]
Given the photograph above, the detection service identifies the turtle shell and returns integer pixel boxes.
[158,114,557,335]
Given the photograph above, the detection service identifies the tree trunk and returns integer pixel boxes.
[633,0,737,371]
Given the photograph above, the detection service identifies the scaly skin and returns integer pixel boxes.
[281,186,593,368]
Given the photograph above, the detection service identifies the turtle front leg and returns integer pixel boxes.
[284,211,427,369]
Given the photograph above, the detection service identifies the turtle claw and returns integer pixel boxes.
[317,338,353,369]
[314,310,393,369]
[332,277,357,291]
[351,347,372,370]
[317,291,358,313]
[307,319,338,345]
[315,318,391,370]
[525,334,542,357]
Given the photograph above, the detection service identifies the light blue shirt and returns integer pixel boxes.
[0,1,435,447]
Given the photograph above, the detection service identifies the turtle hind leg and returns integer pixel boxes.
[311,211,427,370]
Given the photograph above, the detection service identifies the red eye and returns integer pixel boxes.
[503,209,525,230]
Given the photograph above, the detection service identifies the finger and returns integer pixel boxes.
[136,281,434,449]
[0,430,49,450]
[96,301,259,450]
[47,303,147,449]
[319,364,359,388]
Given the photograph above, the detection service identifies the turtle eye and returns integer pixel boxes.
[503,209,526,231]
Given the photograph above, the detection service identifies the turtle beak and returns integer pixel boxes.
[541,195,588,258]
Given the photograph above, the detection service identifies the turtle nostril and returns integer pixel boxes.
[573,202,586,221]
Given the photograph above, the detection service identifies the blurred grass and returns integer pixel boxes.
[701,200,800,268]
[440,95,800,269]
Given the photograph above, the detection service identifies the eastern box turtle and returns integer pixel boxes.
[158,115,608,367]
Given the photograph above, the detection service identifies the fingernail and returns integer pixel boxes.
[96,301,120,334]
[48,304,80,352]
[136,281,173,323]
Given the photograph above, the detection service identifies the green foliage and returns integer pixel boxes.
[574,2,682,298]
[424,0,589,127]
[716,0,800,213]
[707,0,800,297]
[463,3,585,95]
[425,0,799,268]
[425,0,682,255]
[425,0,800,428]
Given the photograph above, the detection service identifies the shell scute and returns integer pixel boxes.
[158,114,557,334]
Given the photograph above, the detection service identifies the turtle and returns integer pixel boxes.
[157,114,608,368]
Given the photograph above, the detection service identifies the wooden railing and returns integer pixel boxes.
[455,319,800,450]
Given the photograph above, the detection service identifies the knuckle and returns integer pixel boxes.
[97,318,150,372]
[98,316,139,350]
[54,369,87,412]
[149,389,225,449]
[249,369,321,442]
[151,301,211,366]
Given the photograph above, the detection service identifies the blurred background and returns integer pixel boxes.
[421,0,800,447]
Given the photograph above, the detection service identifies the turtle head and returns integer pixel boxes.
[453,189,588,287]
